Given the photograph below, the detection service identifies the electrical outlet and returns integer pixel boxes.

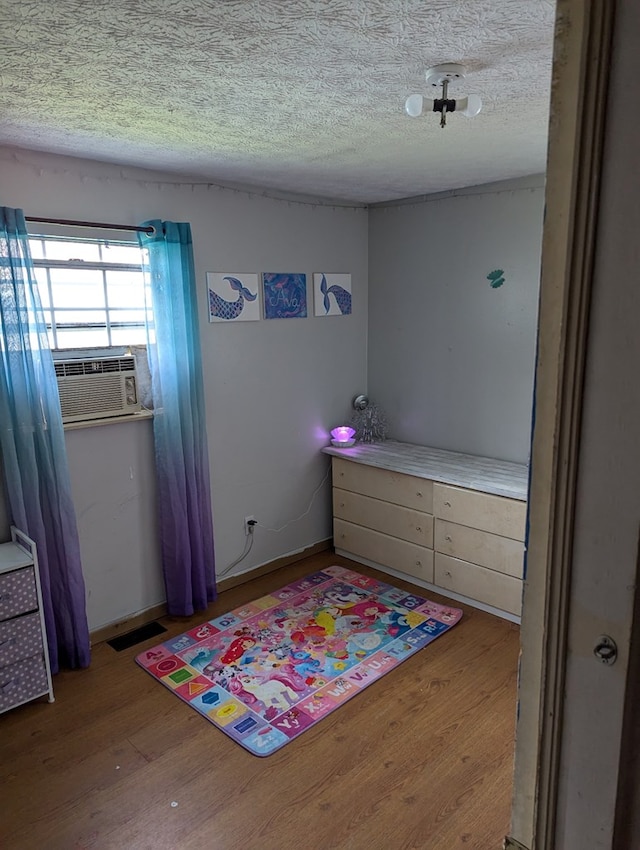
[244,515,257,535]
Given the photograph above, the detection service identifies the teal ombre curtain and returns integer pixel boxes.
[138,221,216,615]
[0,207,90,671]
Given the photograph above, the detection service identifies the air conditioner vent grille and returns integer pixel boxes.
[58,376,125,417]
[54,355,141,422]
[54,357,136,378]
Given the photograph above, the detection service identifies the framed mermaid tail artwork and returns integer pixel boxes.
[313,273,352,316]
[207,272,261,322]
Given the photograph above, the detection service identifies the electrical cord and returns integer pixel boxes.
[217,529,255,578]
[215,461,331,577]
[256,462,331,533]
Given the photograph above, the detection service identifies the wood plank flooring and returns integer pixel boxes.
[0,552,520,850]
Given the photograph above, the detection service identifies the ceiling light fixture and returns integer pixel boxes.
[405,63,482,129]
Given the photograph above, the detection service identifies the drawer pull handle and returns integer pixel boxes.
[417,491,423,497]
[415,560,421,566]
[445,535,452,542]
[415,526,422,532]
[444,501,451,507]
[1,679,16,693]
[339,502,345,508]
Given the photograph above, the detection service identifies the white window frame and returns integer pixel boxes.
[28,233,149,352]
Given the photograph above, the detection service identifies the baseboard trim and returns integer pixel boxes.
[216,538,332,593]
[89,538,333,644]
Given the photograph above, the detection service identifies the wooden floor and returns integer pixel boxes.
[0,552,520,850]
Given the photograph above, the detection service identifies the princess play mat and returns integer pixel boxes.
[136,565,462,756]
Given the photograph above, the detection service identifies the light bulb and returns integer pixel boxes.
[404,94,424,118]
[459,93,482,118]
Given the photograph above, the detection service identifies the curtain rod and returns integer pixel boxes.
[25,216,154,234]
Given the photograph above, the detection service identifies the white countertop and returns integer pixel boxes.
[322,440,528,500]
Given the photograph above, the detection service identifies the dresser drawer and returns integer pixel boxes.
[334,518,434,583]
[433,484,526,541]
[0,653,49,713]
[435,553,523,615]
[332,457,433,513]
[334,488,434,548]
[0,566,38,622]
[0,612,44,668]
[435,519,524,578]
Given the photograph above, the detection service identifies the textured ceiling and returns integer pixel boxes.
[0,0,556,204]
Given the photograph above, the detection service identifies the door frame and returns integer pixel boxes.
[509,1,615,847]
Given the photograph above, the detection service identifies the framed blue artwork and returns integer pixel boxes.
[313,273,352,316]
[207,273,260,322]
[262,273,307,319]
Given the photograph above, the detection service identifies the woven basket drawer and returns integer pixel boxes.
[0,653,49,713]
[0,612,44,668]
[0,567,38,623]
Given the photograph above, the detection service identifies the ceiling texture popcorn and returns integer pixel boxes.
[0,0,555,203]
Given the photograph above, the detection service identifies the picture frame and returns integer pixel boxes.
[313,273,352,316]
[207,273,260,322]
[262,273,307,319]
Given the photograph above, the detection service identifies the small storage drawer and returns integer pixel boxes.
[0,653,49,713]
[334,518,434,583]
[0,566,38,622]
[434,484,526,541]
[332,457,433,513]
[0,612,44,667]
[435,519,525,578]
[435,553,523,615]
[334,488,434,548]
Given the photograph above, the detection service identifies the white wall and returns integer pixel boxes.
[65,419,163,630]
[0,148,543,633]
[367,177,544,464]
[0,147,368,630]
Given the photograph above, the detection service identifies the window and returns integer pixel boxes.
[29,235,149,350]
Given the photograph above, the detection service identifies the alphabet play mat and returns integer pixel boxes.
[136,565,462,756]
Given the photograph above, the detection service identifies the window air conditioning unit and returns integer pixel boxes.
[54,356,142,423]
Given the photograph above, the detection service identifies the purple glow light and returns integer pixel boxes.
[331,426,356,443]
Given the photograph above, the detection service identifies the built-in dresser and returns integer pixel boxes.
[322,441,528,621]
